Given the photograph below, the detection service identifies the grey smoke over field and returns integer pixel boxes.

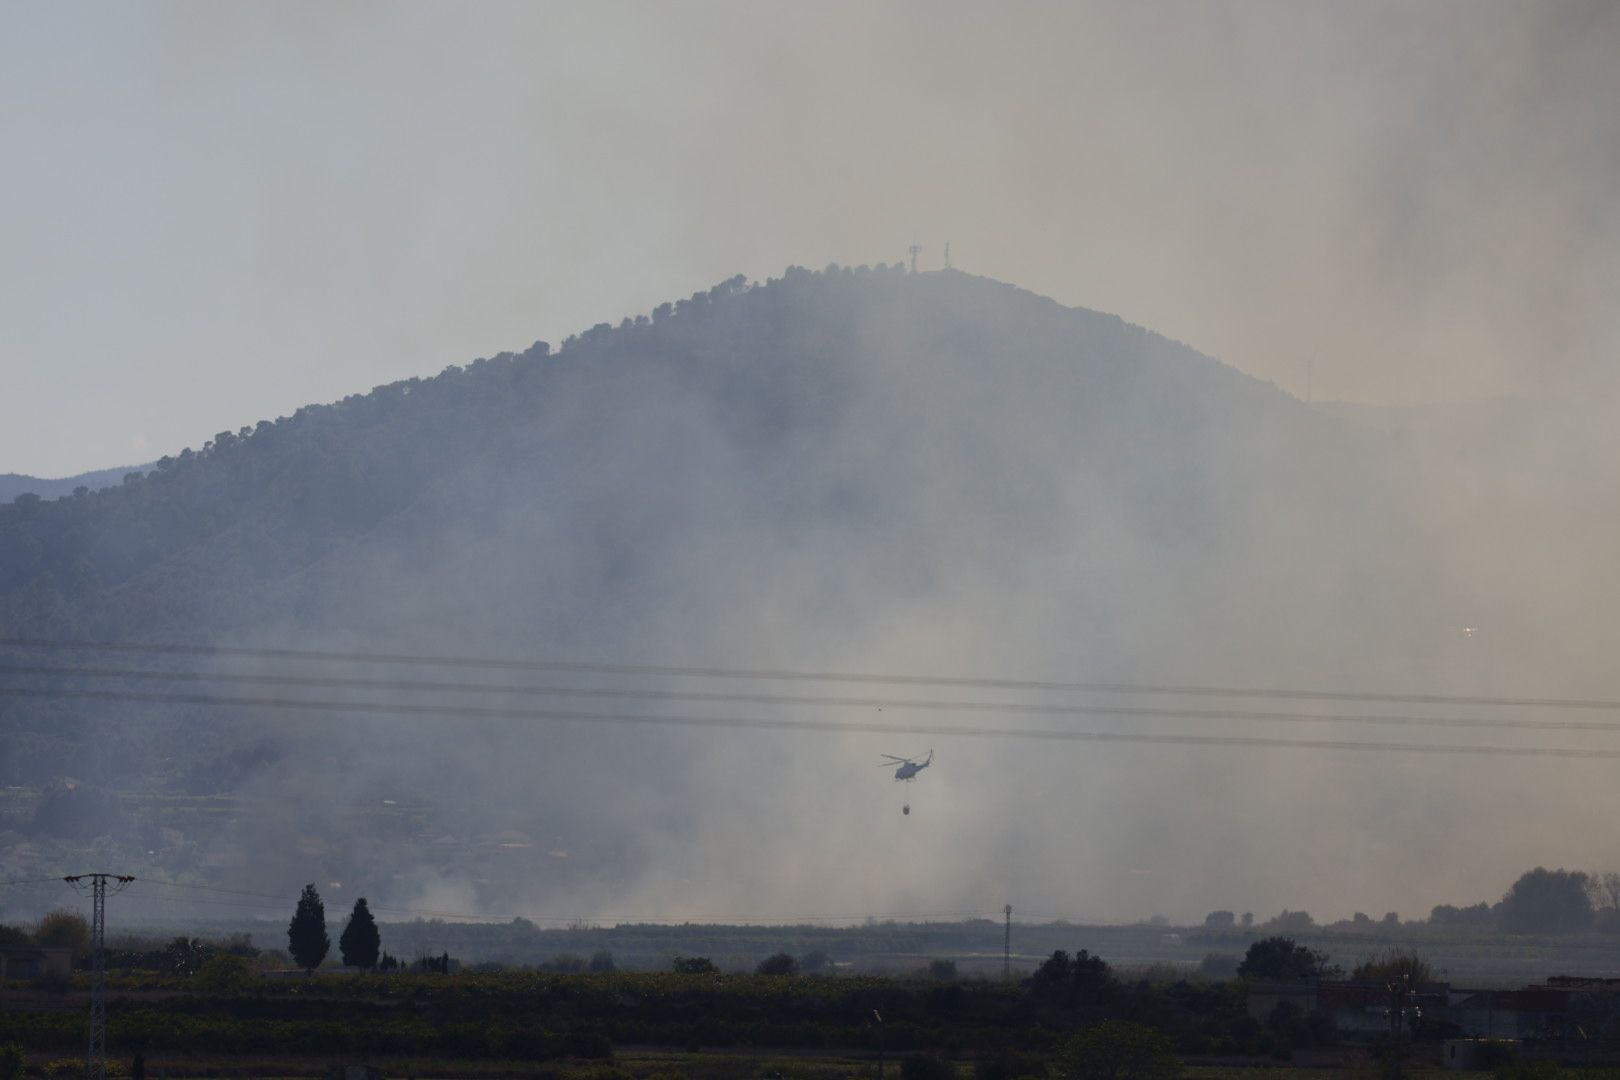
[61,268,1602,930]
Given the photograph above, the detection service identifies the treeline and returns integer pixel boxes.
[1198,866,1620,940]
[0,948,1302,1065]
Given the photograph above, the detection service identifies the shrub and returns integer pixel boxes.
[672,956,717,975]
[901,1053,955,1080]
[193,954,256,995]
[1062,1020,1180,1080]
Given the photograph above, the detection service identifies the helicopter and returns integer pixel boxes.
[879,751,933,814]
[879,750,934,781]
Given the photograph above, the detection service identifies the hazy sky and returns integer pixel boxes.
[3,0,1617,477]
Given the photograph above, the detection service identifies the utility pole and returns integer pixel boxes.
[64,874,134,1080]
[1003,905,1012,981]
[1384,973,1421,1080]
[908,244,921,275]
[943,242,951,270]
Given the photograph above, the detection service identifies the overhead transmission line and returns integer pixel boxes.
[4,660,1620,735]
[3,684,1619,759]
[0,876,996,938]
[117,878,1002,926]
[4,635,1619,711]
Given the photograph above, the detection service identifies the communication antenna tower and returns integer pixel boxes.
[64,873,135,1080]
[944,243,951,270]
[908,244,921,274]
[1003,904,1012,980]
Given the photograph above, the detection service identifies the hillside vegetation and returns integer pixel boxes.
[0,265,1462,916]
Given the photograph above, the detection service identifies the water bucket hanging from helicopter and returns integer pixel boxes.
[877,750,932,816]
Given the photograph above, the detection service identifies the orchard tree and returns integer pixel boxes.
[756,952,800,976]
[34,909,90,956]
[1061,1020,1180,1080]
[1352,948,1434,984]
[339,897,381,970]
[287,883,330,974]
[1237,936,1336,980]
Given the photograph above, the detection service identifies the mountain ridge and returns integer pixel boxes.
[0,262,1456,919]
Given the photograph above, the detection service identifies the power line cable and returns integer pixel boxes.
[4,636,1617,711]
[1,684,1616,759]
[6,661,1620,734]
[122,880,994,926]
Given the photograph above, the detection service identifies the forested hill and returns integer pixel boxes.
[0,264,1449,914]
[0,264,1376,647]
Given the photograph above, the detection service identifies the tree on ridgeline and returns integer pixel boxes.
[1428,902,1493,927]
[287,883,329,975]
[1498,867,1592,935]
[339,897,381,970]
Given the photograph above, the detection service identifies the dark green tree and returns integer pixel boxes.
[1032,948,1116,1000]
[1237,936,1335,980]
[338,897,381,970]
[287,883,329,974]
[756,952,799,976]
[1498,867,1592,935]
[589,950,616,973]
[165,936,211,976]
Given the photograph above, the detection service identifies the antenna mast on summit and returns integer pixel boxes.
[908,244,921,274]
[944,243,951,270]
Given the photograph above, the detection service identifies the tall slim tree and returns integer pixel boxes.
[339,898,381,970]
[287,883,329,975]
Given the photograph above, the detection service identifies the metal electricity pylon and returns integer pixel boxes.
[1383,973,1422,1080]
[64,874,135,1080]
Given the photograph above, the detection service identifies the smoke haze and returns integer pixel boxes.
[1,4,1618,932]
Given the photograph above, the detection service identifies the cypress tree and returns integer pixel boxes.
[287,883,329,975]
[339,897,381,970]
